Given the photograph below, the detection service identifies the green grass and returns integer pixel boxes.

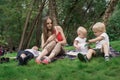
[0,41,120,80]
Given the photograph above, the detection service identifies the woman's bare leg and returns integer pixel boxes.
[36,41,56,61]
[48,43,62,60]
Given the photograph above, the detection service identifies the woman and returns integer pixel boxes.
[35,16,67,64]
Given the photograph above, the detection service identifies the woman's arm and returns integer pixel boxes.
[41,33,56,49]
[56,26,67,46]
[41,34,45,49]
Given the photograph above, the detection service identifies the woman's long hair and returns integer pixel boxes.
[42,16,54,42]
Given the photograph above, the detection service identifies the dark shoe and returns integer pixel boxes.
[0,58,3,63]
[1,57,6,62]
[0,57,10,63]
[23,57,29,65]
[5,57,10,62]
[18,57,24,65]
[78,53,89,62]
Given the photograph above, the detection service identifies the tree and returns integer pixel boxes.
[48,0,58,25]
[103,0,119,25]
[18,0,35,51]
[107,0,120,41]
[26,0,46,48]
[1,0,120,49]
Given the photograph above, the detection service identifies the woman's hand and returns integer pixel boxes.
[55,39,58,43]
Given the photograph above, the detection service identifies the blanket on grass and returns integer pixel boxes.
[109,46,120,57]
[65,46,120,58]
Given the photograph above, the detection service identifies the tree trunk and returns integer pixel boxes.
[61,0,79,42]
[18,0,35,51]
[36,17,42,47]
[62,0,79,30]
[82,0,93,23]
[103,0,119,25]
[26,0,46,48]
[48,0,58,26]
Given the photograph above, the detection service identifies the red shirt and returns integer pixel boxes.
[56,32,63,41]
[53,30,63,41]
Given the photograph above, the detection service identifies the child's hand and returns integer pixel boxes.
[84,44,89,47]
[86,41,90,44]
[75,46,80,50]
[88,40,92,43]
[85,43,91,49]
[88,39,95,43]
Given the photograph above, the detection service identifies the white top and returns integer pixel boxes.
[25,49,41,57]
[96,32,109,49]
[75,37,88,55]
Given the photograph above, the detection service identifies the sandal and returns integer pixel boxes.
[42,57,51,65]
[42,59,49,64]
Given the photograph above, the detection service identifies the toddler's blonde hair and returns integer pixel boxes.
[92,22,106,32]
[77,26,87,37]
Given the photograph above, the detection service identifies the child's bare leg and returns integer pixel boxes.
[77,49,95,62]
[86,49,95,60]
[102,42,109,56]
[18,53,27,65]
[21,54,27,59]
[102,42,110,61]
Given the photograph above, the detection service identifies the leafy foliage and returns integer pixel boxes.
[0,35,8,46]
[0,0,119,47]
[107,1,120,41]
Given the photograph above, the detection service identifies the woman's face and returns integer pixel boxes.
[46,18,52,30]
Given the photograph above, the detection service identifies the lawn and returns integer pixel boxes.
[0,41,120,80]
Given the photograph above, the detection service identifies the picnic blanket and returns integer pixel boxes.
[109,46,120,57]
[65,46,120,58]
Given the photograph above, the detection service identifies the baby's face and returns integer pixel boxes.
[77,31,85,38]
[77,32,85,38]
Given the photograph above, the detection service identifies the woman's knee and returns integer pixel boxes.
[44,42,56,53]
[47,40,56,47]
[56,43,62,48]
[51,45,62,54]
